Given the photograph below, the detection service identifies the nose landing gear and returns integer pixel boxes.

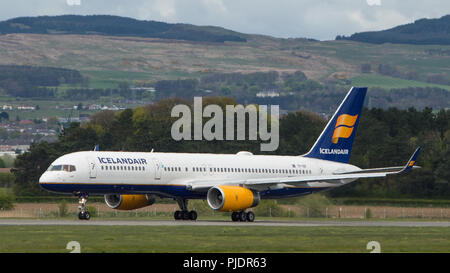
[77,193,90,220]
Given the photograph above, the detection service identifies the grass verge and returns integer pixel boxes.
[0,225,448,253]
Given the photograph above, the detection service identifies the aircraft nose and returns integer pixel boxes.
[39,171,51,184]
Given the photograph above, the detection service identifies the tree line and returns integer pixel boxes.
[336,15,450,45]
[154,72,450,112]
[11,98,450,199]
[0,15,246,43]
[0,65,86,97]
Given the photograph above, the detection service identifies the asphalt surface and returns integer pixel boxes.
[0,219,449,227]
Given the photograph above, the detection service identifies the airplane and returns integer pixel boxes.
[39,87,421,221]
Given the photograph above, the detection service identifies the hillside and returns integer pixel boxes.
[337,15,450,45]
[0,15,449,113]
[0,15,247,43]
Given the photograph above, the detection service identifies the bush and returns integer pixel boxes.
[296,194,333,217]
[58,200,69,217]
[0,188,15,210]
[189,200,214,215]
[86,206,97,217]
[253,200,284,217]
[365,208,372,219]
[0,173,14,188]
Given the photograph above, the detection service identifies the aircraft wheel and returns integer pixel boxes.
[239,211,247,222]
[182,210,190,220]
[231,212,239,222]
[78,211,90,220]
[246,211,255,222]
[174,210,181,220]
[189,210,197,221]
[78,211,85,220]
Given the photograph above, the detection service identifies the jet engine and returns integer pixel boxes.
[104,194,155,210]
[207,185,260,212]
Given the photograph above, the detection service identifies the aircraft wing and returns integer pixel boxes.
[186,147,421,192]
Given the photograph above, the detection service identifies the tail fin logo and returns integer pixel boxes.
[332,114,358,144]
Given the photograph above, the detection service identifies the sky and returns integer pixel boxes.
[0,0,449,40]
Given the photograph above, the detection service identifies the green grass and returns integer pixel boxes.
[351,73,450,91]
[0,225,448,253]
[82,70,154,86]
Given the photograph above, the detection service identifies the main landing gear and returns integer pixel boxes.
[77,193,91,220]
[231,211,255,222]
[174,198,197,221]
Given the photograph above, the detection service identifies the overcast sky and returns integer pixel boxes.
[0,0,449,40]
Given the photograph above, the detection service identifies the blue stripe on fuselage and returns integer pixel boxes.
[40,183,329,199]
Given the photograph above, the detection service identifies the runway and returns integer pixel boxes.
[0,219,449,227]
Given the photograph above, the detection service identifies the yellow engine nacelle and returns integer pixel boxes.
[104,194,155,210]
[207,185,260,212]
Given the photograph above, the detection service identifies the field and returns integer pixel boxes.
[1,33,450,86]
[0,225,448,253]
[0,33,449,120]
[1,201,449,253]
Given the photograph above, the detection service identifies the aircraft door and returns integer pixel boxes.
[152,158,162,180]
[88,159,97,179]
[202,164,208,176]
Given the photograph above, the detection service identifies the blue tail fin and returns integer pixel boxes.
[303,87,367,163]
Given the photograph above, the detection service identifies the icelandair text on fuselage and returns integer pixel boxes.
[319,148,349,155]
[97,157,148,165]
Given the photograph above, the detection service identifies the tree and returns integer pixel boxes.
[361,63,371,73]
[0,112,9,122]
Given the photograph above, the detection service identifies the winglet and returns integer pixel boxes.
[399,146,421,174]
[93,145,99,151]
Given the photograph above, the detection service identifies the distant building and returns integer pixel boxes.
[58,117,80,123]
[19,120,33,125]
[88,104,102,110]
[256,90,280,98]
[130,87,155,92]
[17,106,35,110]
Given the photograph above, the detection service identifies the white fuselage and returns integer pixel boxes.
[39,150,360,199]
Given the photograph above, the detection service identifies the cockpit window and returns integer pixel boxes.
[49,165,62,171]
[48,165,76,172]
